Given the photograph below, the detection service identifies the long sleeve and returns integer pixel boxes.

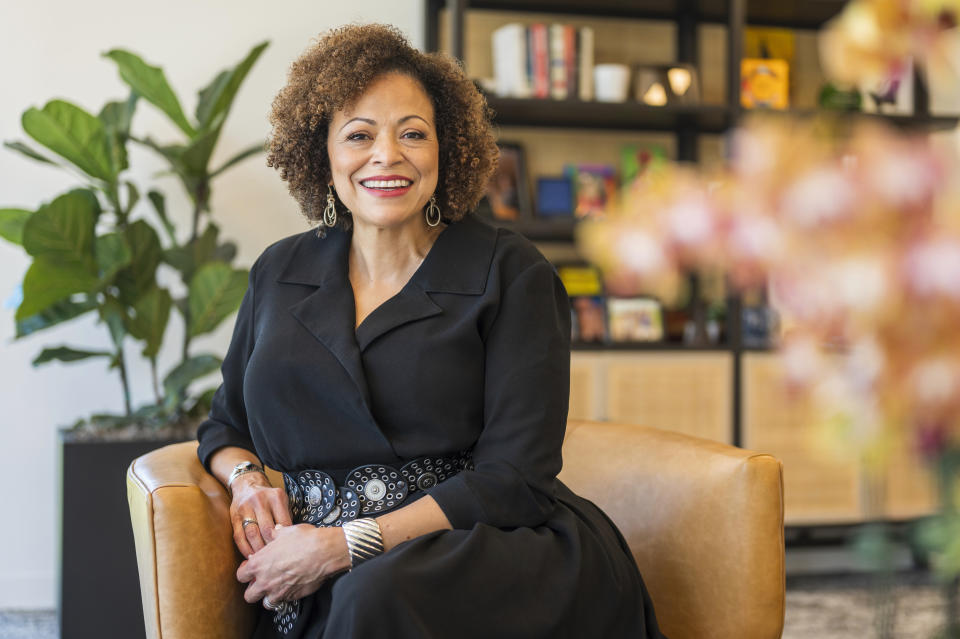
[196,256,261,471]
[426,258,571,529]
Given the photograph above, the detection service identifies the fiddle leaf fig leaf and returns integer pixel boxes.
[98,94,137,174]
[213,240,237,263]
[114,220,162,304]
[147,190,176,244]
[195,41,268,129]
[181,112,226,175]
[103,49,196,137]
[15,296,98,339]
[95,231,132,282]
[127,285,172,358]
[21,189,99,271]
[0,208,32,245]
[16,259,99,321]
[3,140,58,166]
[98,295,128,348]
[123,181,140,215]
[97,92,137,137]
[162,353,222,401]
[32,346,112,366]
[21,100,115,180]
[187,263,247,337]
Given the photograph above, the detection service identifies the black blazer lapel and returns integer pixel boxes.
[355,285,442,351]
[277,228,374,410]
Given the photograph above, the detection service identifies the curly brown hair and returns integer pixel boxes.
[266,24,499,228]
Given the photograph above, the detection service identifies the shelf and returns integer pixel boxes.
[572,341,731,351]
[488,97,733,132]
[460,0,848,30]
[487,97,960,134]
[484,217,577,242]
[779,108,960,132]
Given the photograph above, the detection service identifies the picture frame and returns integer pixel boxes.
[476,141,532,221]
[607,297,664,342]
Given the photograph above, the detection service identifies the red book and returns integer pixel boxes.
[564,25,577,100]
[530,23,549,99]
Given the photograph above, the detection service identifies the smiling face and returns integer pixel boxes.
[327,72,440,231]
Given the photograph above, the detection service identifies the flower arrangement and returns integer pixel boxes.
[578,0,960,595]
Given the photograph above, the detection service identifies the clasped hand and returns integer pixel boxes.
[230,477,351,605]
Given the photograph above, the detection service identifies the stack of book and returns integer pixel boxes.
[491,23,595,101]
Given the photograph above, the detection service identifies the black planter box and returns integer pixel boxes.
[58,434,188,639]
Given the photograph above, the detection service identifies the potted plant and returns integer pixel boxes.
[1,40,268,639]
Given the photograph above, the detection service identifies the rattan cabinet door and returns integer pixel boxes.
[569,353,603,421]
[742,353,863,525]
[603,352,733,444]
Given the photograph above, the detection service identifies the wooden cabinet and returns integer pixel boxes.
[570,351,732,444]
[742,353,936,525]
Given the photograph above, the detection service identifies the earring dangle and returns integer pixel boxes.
[425,196,441,227]
[323,185,338,228]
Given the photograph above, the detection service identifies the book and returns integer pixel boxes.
[578,27,595,101]
[530,23,549,99]
[549,24,567,99]
[492,23,532,98]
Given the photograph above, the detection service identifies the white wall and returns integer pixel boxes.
[0,0,424,609]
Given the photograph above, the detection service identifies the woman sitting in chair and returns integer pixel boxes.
[197,23,666,639]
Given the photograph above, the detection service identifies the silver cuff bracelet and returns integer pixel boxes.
[341,517,384,569]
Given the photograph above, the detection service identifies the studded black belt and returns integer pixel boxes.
[271,451,473,635]
[282,451,473,528]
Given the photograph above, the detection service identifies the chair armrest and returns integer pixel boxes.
[560,420,785,639]
[127,441,257,639]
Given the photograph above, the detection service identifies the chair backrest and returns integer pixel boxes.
[559,420,785,639]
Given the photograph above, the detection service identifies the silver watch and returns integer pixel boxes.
[227,460,266,494]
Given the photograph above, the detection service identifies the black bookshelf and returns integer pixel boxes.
[425,0,950,537]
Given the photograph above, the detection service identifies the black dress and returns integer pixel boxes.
[197,213,666,639]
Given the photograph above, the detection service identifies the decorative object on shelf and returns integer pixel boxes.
[607,297,664,342]
[571,296,608,343]
[741,305,779,348]
[477,141,531,221]
[620,144,668,188]
[634,64,700,106]
[818,82,863,111]
[491,22,595,101]
[593,63,631,102]
[745,27,795,61]
[565,163,616,218]
[860,57,914,115]
[559,264,607,343]
[741,58,790,109]
[536,176,574,217]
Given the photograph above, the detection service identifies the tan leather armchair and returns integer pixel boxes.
[127,420,785,639]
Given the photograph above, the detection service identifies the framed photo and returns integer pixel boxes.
[476,141,532,221]
[607,297,664,342]
[571,296,608,343]
[564,164,616,218]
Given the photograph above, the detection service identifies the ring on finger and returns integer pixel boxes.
[242,518,259,530]
[263,596,283,611]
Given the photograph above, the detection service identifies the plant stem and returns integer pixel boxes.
[151,357,160,405]
[116,342,132,416]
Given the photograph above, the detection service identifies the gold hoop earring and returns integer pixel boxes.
[323,184,338,228]
[425,196,441,227]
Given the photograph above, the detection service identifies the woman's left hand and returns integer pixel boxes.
[237,523,352,605]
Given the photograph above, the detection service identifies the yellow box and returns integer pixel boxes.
[741,58,790,110]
